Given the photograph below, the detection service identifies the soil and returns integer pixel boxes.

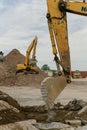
[0,49,48,87]
[0,91,87,126]
[0,49,87,127]
[20,99,87,124]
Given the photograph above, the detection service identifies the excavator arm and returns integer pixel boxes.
[46,0,87,81]
[24,36,38,66]
[41,0,87,115]
[46,0,71,82]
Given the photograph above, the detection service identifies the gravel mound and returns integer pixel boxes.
[0,49,48,87]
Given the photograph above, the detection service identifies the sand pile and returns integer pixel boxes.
[0,49,48,87]
[4,49,25,73]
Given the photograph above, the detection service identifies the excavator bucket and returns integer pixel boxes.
[41,75,67,110]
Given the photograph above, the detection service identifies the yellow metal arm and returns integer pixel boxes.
[46,0,87,79]
[40,0,87,114]
[59,0,87,16]
[24,36,38,66]
[32,37,37,59]
[47,14,57,56]
[47,13,64,74]
[46,0,71,79]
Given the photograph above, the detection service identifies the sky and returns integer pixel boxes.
[0,0,87,71]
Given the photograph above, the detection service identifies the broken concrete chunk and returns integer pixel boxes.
[0,120,38,130]
[0,100,19,113]
[0,100,11,110]
[78,105,87,115]
[65,120,82,126]
[34,122,74,130]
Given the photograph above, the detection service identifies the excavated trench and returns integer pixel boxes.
[16,100,87,124]
[0,90,87,126]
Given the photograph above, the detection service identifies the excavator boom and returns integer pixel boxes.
[24,36,38,66]
[46,0,87,77]
[46,0,71,80]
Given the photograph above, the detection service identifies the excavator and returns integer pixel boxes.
[0,51,4,62]
[41,0,87,118]
[16,36,39,74]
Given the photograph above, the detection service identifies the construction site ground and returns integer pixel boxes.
[0,80,87,107]
[0,49,87,129]
[0,79,87,129]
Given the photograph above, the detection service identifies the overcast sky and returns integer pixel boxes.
[0,0,87,71]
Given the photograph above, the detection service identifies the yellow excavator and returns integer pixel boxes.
[41,0,87,114]
[16,36,39,74]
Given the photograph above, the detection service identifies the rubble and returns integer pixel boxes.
[0,89,87,129]
[78,105,87,115]
[34,122,74,130]
[65,120,82,126]
[0,120,39,130]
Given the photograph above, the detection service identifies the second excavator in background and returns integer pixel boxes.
[0,51,4,62]
[41,0,87,117]
[16,36,39,74]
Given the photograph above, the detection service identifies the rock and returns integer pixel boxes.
[76,125,87,130]
[78,105,87,115]
[81,125,87,130]
[0,116,2,120]
[0,90,20,110]
[0,120,38,130]
[0,100,11,110]
[65,120,82,126]
[0,100,19,113]
[0,94,8,101]
[64,111,73,117]
[10,106,19,113]
[64,99,82,111]
[47,110,56,122]
[78,100,87,108]
[34,122,74,130]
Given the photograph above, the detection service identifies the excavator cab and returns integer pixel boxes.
[16,36,39,74]
[29,57,38,67]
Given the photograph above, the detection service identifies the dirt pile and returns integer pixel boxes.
[0,49,48,87]
[4,49,25,73]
